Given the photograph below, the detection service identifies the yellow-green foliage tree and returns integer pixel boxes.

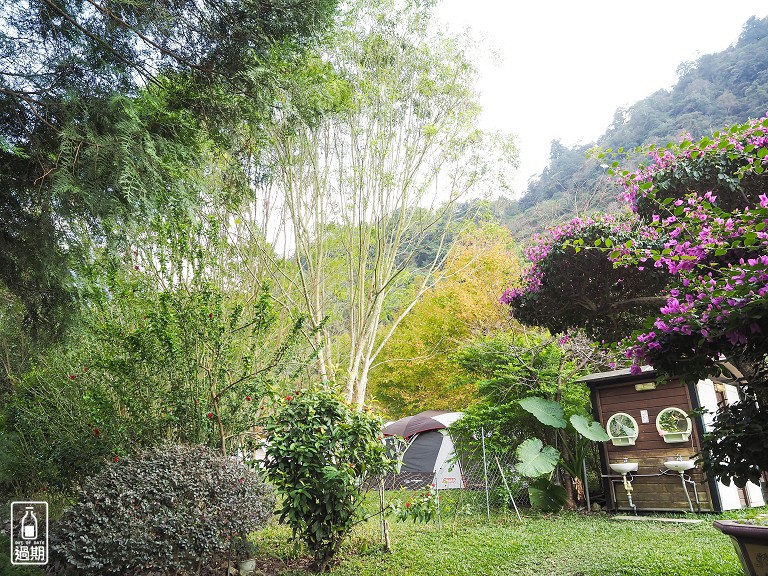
[368,224,522,417]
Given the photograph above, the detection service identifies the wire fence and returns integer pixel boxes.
[377,428,531,521]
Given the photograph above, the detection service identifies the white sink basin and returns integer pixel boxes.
[610,461,638,474]
[665,459,696,472]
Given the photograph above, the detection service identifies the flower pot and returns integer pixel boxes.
[238,558,257,575]
[714,520,768,576]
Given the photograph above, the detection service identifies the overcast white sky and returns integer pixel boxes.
[435,2,768,196]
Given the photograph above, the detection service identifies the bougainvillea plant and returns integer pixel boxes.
[505,115,768,487]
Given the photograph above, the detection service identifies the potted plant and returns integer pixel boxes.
[714,515,768,576]
[233,537,257,576]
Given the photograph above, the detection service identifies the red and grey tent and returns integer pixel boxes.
[382,410,464,489]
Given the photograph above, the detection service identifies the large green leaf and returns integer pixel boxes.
[519,397,567,429]
[515,438,560,478]
[570,414,610,442]
[528,478,567,512]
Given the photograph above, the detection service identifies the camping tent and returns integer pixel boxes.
[382,410,464,489]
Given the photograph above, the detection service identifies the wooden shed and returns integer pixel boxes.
[582,366,766,513]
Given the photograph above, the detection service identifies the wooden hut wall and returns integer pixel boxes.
[592,378,715,512]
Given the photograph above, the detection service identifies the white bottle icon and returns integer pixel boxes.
[21,506,37,540]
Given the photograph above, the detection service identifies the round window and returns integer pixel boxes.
[655,407,691,443]
[606,412,639,446]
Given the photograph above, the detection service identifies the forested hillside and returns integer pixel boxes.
[494,15,768,239]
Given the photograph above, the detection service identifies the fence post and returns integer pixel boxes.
[481,427,491,522]
[495,455,522,522]
[583,457,591,511]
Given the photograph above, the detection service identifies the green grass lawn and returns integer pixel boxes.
[253,508,758,576]
[3,501,759,575]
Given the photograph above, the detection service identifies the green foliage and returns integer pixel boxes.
[261,388,394,572]
[570,414,610,442]
[389,485,439,524]
[518,397,566,429]
[369,225,520,416]
[52,444,275,575]
[449,330,597,457]
[527,478,568,513]
[518,396,607,480]
[0,0,339,335]
[515,438,560,478]
[0,272,308,496]
[700,400,768,488]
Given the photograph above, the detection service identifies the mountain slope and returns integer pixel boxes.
[496,15,768,240]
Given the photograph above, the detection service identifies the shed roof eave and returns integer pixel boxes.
[577,365,656,386]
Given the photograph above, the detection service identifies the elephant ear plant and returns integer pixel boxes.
[515,397,609,511]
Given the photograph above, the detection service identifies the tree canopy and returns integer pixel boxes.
[506,116,768,486]
[0,0,338,330]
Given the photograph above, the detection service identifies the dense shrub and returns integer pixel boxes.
[261,388,393,572]
[52,444,275,574]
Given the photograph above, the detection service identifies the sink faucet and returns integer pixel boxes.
[623,457,629,463]
[676,454,683,461]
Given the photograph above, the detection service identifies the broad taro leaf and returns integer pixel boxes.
[515,438,560,478]
[519,397,567,429]
[528,477,567,512]
[570,414,610,442]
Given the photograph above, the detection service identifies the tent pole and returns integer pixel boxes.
[481,427,490,522]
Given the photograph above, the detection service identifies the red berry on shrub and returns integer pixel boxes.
[114,456,119,462]
[285,395,292,401]
[206,412,214,419]
[93,428,100,436]
[405,502,411,509]
[83,367,88,372]
[134,265,139,270]
[245,395,252,401]
[69,374,75,380]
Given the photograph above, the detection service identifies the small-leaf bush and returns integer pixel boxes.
[52,444,275,574]
[389,485,439,523]
[261,388,393,572]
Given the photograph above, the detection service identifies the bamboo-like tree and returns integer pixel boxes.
[261,0,516,404]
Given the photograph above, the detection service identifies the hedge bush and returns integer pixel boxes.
[261,388,393,572]
[53,444,274,574]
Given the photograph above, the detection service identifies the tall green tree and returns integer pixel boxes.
[368,224,521,416]
[262,0,517,404]
[0,0,338,332]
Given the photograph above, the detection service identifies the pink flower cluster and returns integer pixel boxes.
[618,116,768,210]
[504,114,768,378]
[501,214,636,303]
[624,188,768,371]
